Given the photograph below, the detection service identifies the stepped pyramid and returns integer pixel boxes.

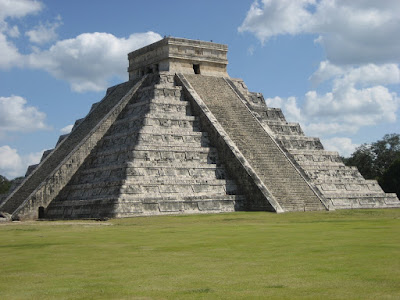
[1,37,399,220]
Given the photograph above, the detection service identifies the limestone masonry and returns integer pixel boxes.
[1,37,399,220]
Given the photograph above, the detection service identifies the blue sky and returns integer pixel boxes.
[0,0,399,179]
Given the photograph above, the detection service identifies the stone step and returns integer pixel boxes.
[129,95,189,106]
[263,121,304,136]
[40,149,54,162]
[83,149,221,169]
[276,136,324,150]
[312,177,368,184]
[84,153,219,169]
[117,112,196,123]
[100,128,210,148]
[64,177,235,190]
[184,75,325,212]
[91,143,217,157]
[290,151,343,163]
[121,98,191,119]
[25,164,38,177]
[110,114,200,134]
[301,165,358,172]
[133,85,183,102]
[0,80,140,216]
[70,167,228,185]
[259,107,287,122]
[104,126,208,138]
[56,134,69,146]
[290,149,339,156]
[304,166,363,181]
[71,118,84,131]
[76,161,223,174]
[316,180,384,193]
[58,179,237,201]
[322,189,388,198]
[328,194,400,209]
[297,161,346,168]
[44,194,246,219]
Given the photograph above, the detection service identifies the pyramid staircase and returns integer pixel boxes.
[0,73,245,220]
[228,78,400,209]
[180,74,326,212]
[1,37,398,220]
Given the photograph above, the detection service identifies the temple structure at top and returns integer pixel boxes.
[128,37,228,79]
[1,37,399,221]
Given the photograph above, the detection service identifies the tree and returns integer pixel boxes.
[345,134,400,179]
[371,134,400,177]
[344,133,400,198]
[343,144,376,179]
[379,159,400,198]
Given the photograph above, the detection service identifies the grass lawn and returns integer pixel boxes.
[0,209,399,299]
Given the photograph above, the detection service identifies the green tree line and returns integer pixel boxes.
[343,133,400,198]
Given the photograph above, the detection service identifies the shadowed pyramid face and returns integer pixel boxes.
[127,37,229,80]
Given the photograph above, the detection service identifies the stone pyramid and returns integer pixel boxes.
[1,37,399,220]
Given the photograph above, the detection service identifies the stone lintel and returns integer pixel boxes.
[128,37,228,80]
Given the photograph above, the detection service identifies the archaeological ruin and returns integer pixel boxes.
[1,37,399,220]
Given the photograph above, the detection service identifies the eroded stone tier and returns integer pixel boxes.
[1,37,399,221]
[228,78,400,210]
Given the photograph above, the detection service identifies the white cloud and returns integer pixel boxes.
[25,18,61,45]
[266,85,399,137]
[60,124,73,134]
[239,0,315,44]
[247,45,255,56]
[0,0,42,20]
[0,0,43,69]
[266,96,303,123]
[304,86,398,125]
[309,61,346,87]
[7,25,20,38]
[0,145,43,178]
[0,1,162,92]
[0,95,48,135]
[311,61,400,87]
[321,137,359,157]
[27,31,162,92]
[239,0,400,64]
[243,1,400,140]
[0,32,22,69]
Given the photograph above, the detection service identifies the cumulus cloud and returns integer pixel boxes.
[25,17,61,45]
[239,0,315,43]
[0,0,43,69]
[60,124,73,134]
[304,86,398,125]
[7,25,20,38]
[0,33,22,69]
[266,83,399,137]
[27,32,162,92]
[0,0,42,20]
[0,1,161,92]
[0,145,43,178]
[321,137,359,157]
[239,0,400,64]
[310,61,400,87]
[0,95,48,136]
[242,0,400,141]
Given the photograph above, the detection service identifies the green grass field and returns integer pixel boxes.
[1,209,399,299]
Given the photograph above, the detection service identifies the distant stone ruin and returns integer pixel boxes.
[1,37,399,220]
